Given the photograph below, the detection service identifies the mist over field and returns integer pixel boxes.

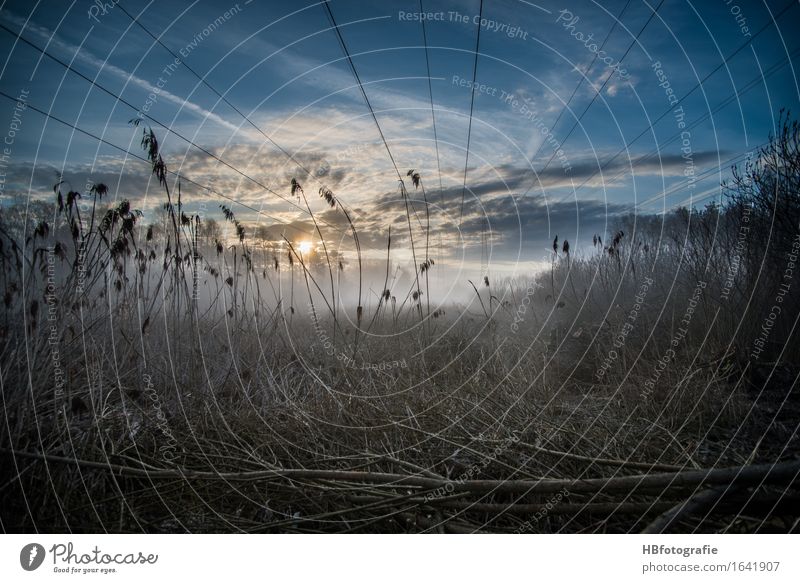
[0,0,799,534]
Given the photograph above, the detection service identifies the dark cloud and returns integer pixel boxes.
[460,196,628,241]
[372,149,727,216]
[1,145,723,263]
[0,161,160,207]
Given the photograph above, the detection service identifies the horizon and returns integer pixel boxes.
[2,0,800,541]
[1,0,797,282]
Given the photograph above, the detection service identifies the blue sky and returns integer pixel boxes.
[1,0,799,275]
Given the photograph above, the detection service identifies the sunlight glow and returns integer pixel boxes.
[297,241,313,255]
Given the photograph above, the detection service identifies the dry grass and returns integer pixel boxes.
[1,123,799,533]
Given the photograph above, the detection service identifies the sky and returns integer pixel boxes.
[0,0,799,284]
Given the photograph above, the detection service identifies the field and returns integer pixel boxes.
[1,118,799,534]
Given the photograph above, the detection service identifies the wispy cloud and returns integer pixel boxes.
[1,11,246,135]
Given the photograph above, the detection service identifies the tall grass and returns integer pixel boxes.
[0,119,798,533]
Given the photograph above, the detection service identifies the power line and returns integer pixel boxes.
[557,50,795,214]
[547,0,799,207]
[539,0,798,207]
[640,146,761,212]
[0,89,314,237]
[630,142,769,212]
[537,0,665,177]
[527,0,632,166]
[116,0,396,247]
[561,46,792,217]
[116,2,438,256]
[116,1,328,187]
[0,21,346,233]
[627,48,800,210]
[458,0,484,224]
[321,0,404,183]
[419,0,444,203]
[321,0,427,304]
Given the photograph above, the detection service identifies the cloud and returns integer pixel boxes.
[0,11,247,136]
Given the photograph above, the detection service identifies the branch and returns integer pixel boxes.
[4,449,799,496]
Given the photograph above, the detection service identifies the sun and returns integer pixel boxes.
[297,241,313,255]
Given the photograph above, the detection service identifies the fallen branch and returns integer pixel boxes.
[350,494,677,516]
[3,449,799,496]
[642,487,734,533]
